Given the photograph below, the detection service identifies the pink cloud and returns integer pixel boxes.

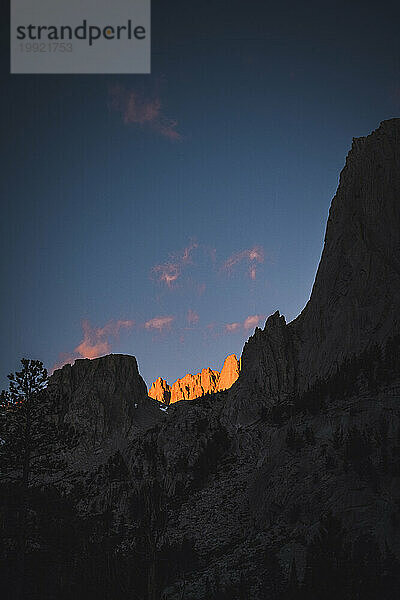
[208,247,217,264]
[109,84,182,141]
[152,263,180,288]
[52,352,79,372]
[225,322,241,333]
[181,242,198,263]
[223,315,265,334]
[158,121,181,141]
[248,247,264,261]
[187,309,199,325]
[74,319,134,358]
[223,245,265,280]
[96,320,135,338]
[152,242,198,288]
[52,319,134,371]
[144,316,174,331]
[244,314,264,331]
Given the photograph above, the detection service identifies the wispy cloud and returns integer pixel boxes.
[182,243,198,263]
[187,309,199,326]
[225,322,241,333]
[224,314,265,334]
[144,316,174,331]
[53,319,134,371]
[152,263,180,287]
[109,84,182,141]
[243,314,264,330]
[75,321,111,360]
[222,245,265,280]
[152,242,198,288]
[152,242,265,291]
[95,320,135,338]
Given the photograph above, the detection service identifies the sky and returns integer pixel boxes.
[1,1,399,389]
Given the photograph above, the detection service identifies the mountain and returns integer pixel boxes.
[236,118,400,411]
[49,354,163,448]
[293,119,400,385]
[148,354,240,404]
[2,119,400,600]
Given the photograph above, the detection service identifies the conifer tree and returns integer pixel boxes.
[0,358,57,599]
[0,358,53,486]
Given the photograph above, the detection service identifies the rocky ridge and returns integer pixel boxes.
[148,354,240,404]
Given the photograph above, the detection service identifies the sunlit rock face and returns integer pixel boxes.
[218,353,241,391]
[148,354,240,404]
[148,377,171,404]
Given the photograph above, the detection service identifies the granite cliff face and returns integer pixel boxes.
[292,118,400,388]
[236,118,400,406]
[48,354,162,449]
[149,354,240,404]
[148,376,172,404]
[218,353,241,391]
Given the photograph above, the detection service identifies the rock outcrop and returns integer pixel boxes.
[148,376,171,404]
[48,353,162,448]
[239,311,297,402]
[218,353,241,391]
[148,354,240,404]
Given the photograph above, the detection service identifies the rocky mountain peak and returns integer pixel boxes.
[48,354,162,447]
[148,354,241,404]
[218,353,241,391]
[148,376,171,404]
[291,118,400,388]
[236,118,400,406]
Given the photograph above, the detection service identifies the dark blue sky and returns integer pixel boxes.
[1,1,399,388]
